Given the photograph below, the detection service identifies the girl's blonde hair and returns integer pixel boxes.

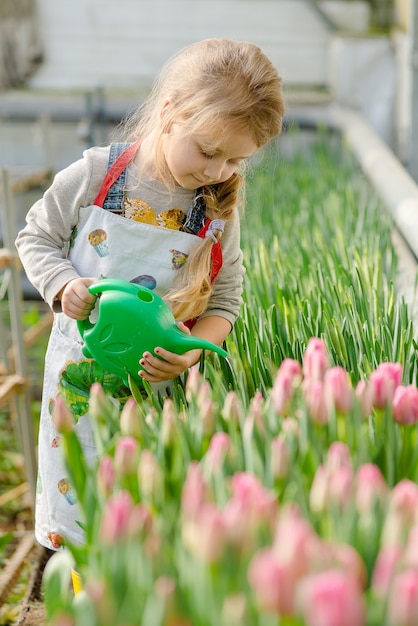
[120,38,285,321]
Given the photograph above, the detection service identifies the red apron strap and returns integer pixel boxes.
[94,140,141,208]
[183,219,224,329]
[197,219,223,282]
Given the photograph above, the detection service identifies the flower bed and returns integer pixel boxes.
[43,132,418,625]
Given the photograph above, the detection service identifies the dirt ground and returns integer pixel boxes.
[16,545,52,626]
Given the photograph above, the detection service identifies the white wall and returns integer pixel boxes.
[30,0,332,90]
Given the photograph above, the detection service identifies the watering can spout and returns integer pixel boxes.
[76,278,228,385]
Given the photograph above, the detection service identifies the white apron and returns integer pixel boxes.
[35,204,202,550]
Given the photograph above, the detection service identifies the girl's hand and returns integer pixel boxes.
[139,321,201,383]
[58,277,98,320]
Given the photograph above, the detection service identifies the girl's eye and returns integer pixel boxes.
[201,150,216,159]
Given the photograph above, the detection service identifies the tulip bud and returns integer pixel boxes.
[99,491,135,544]
[355,463,388,515]
[248,547,295,616]
[392,385,418,425]
[330,543,367,589]
[303,380,329,425]
[297,569,366,626]
[371,544,402,597]
[120,398,142,438]
[221,391,242,422]
[270,434,291,480]
[272,358,302,415]
[327,441,352,471]
[97,455,115,497]
[355,379,374,418]
[182,502,226,563]
[181,461,207,520]
[369,362,403,410]
[199,397,215,437]
[324,367,353,414]
[185,366,202,402]
[205,432,231,474]
[138,450,163,500]
[114,436,138,477]
[89,382,112,420]
[389,479,418,524]
[387,569,418,626]
[161,398,177,446]
[302,337,330,381]
[53,396,74,434]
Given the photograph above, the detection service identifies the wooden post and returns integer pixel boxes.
[1,169,37,504]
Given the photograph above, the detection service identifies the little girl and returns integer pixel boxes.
[15,38,285,550]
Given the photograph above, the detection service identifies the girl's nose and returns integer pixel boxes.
[204,159,225,182]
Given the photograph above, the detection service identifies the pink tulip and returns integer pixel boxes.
[248,547,296,616]
[114,436,138,476]
[182,502,227,563]
[324,367,353,414]
[221,391,242,422]
[161,398,177,445]
[297,569,366,626]
[271,358,302,415]
[120,398,142,438]
[309,465,330,514]
[392,385,418,425]
[327,465,354,510]
[53,395,74,433]
[205,432,231,473]
[248,391,266,435]
[88,382,111,419]
[273,505,321,579]
[270,434,291,480]
[185,366,202,401]
[303,380,329,424]
[355,463,388,515]
[371,544,403,597]
[229,473,277,524]
[369,362,403,409]
[99,490,135,544]
[97,455,115,496]
[355,379,374,418]
[281,417,300,437]
[330,543,367,589]
[390,480,418,524]
[302,337,330,381]
[138,450,163,500]
[181,461,208,520]
[387,569,418,626]
[223,473,278,544]
[310,446,354,513]
[327,441,352,471]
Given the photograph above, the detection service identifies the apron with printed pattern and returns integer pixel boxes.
[35,142,219,550]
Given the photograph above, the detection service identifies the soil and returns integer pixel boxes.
[16,545,52,626]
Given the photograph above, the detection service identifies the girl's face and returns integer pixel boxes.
[162,122,258,189]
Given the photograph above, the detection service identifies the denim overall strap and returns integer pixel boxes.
[94,140,141,209]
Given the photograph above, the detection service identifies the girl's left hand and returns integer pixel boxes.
[138,322,201,383]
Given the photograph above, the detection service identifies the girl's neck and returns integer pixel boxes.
[134,134,158,179]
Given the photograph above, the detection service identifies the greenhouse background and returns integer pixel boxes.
[1,1,418,625]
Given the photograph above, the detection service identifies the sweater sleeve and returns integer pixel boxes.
[15,146,110,309]
[198,208,244,327]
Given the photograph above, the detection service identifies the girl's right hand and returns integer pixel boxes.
[57,277,98,320]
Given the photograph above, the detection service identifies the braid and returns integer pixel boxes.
[167,172,244,321]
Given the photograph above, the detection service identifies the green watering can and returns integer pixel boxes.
[77,278,228,385]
